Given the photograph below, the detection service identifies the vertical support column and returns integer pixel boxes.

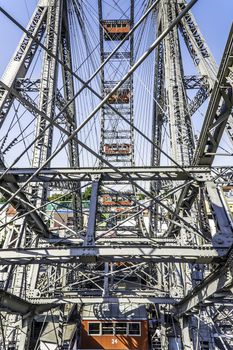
[129,0,135,166]
[150,12,165,236]
[84,178,100,246]
[60,0,82,231]
[160,310,168,350]
[18,317,34,350]
[151,2,197,346]
[103,261,109,297]
[24,2,63,348]
[98,0,105,164]
[0,313,6,350]
[180,316,193,350]
[57,305,66,349]
[163,0,194,166]
[32,0,63,203]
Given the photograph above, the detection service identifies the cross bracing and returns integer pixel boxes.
[0,0,233,349]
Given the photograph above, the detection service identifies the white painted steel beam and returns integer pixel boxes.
[0,245,228,265]
[0,166,212,182]
[31,296,179,305]
[0,290,56,315]
[174,263,233,318]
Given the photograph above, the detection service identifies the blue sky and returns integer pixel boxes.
[191,0,233,64]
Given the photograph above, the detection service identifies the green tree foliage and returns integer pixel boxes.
[82,186,92,200]
[0,195,6,203]
[137,193,146,200]
[48,193,72,202]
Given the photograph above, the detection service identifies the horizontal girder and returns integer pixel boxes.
[31,296,178,305]
[0,290,179,315]
[0,245,228,265]
[0,166,212,182]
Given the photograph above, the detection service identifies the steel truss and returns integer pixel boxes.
[0,0,233,349]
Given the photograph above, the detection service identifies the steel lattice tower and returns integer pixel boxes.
[0,0,233,349]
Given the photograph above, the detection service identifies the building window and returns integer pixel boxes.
[128,322,141,335]
[115,322,127,335]
[88,321,141,336]
[88,323,100,335]
[102,322,114,335]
